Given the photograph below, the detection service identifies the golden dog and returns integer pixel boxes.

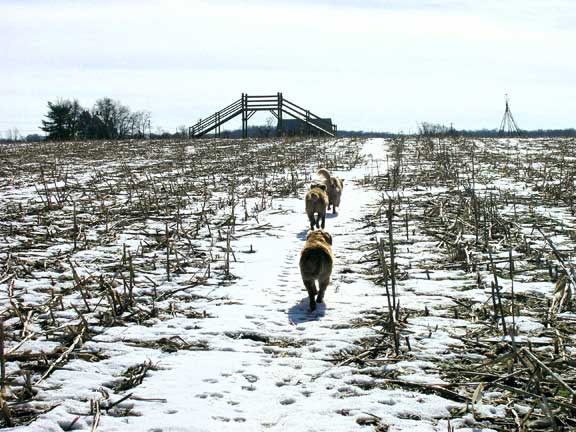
[317,168,344,214]
[299,229,333,311]
[305,183,329,230]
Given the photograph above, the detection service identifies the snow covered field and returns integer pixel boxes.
[1,137,575,431]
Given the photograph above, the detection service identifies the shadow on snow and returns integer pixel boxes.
[296,218,337,242]
[297,229,309,241]
[287,296,326,323]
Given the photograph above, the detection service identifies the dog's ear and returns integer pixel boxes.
[319,184,327,191]
[322,231,332,245]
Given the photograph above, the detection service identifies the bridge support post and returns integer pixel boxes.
[241,93,248,138]
[277,92,283,137]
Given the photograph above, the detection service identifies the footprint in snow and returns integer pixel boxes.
[195,392,224,399]
[243,374,258,383]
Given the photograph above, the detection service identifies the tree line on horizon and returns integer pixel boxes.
[2,106,575,143]
[40,98,151,141]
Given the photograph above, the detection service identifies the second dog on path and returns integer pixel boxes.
[305,183,329,230]
[299,229,333,312]
[317,168,344,214]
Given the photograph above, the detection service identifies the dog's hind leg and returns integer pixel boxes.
[303,279,317,311]
[316,277,329,304]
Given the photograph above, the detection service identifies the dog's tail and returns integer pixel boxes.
[317,168,331,182]
[300,248,332,279]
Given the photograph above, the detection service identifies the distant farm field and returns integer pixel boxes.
[1,136,574,431]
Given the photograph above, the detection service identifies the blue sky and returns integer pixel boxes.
[1,0,575,135]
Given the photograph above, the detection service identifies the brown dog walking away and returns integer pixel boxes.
[305,183,329,230]
[317,168,344,214]
[299,230,333,312]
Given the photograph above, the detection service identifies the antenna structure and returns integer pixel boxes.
[498,94,522,136]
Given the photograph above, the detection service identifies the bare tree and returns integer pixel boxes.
[176,125,188,138]
[93,98,117,139]
[116,103,132,138]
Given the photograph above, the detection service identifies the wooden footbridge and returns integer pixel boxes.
[188,93,337,138]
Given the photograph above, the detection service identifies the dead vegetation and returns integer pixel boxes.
[338,136,576,430]
[0,136,363,427]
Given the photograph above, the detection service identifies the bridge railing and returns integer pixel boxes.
[283,98,336,135]
[189,98,242,137]
[189,93,336,138]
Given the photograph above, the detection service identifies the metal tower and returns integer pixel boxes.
[498,94,522,136]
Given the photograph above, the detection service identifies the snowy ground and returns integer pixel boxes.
[2,137,575,431]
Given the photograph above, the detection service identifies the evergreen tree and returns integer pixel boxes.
[40,100,74,140]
